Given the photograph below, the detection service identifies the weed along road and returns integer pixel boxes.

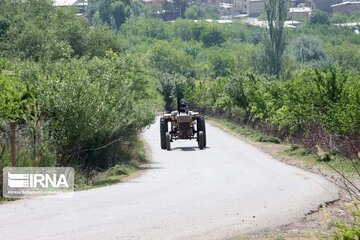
[0,118,338,240]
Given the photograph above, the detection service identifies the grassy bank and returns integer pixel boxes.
[208,117,360,176]
[208,117,281,144]
[0,136,148,202]
[210,117,360,240]
[74,137,148,191]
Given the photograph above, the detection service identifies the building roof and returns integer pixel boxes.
[53,0,88,7]
[244,18,300,28]
[331,1,360,7]
[289,7,312,12]
[334,22,360,27]
[219,3,233,9]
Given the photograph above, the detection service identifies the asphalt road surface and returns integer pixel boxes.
[0,118,338,240]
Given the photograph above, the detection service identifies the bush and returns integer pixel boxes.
[199,24,224,47]
[256,135,281,144]
[291,35,327,64]
[20,51,155,168]
[0,71,34,122]
[309,10,330,25]
[334,209,360,240]
[184,5,205,20]
[184,4,219,20]
[149,41,194,76]
[120,18,169,40]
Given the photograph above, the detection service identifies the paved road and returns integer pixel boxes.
[0,118,338,240]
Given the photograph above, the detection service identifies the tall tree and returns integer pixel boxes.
[263,0,288,77]
[309,10,330,25]
[96,0,131,29]
[173,0,188,19]
[98,0,113,26]
[111,1,127,29]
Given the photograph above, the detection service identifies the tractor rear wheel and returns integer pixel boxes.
[197,116,206,147]
[165,132,171,151]
[198,131,205,149]
[160,118,168,149]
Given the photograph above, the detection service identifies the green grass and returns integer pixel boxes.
[323,156,360,176]
[209,117,360,176]
[285,144,312,156]
[235,231,331,240]
[0,137,148,200]
[74,138,147,191]
[284,144,360,176]
[74,162,140,191]
[270,232,331,240]
[208,117,281,144]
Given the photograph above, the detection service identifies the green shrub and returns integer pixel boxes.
[289,144,299,151]
[18,51,155,168]
[256,135,281,144]
[309,10,330,25]
[334,209,360,240]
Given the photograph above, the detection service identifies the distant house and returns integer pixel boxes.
[305,0,342,13]
[288,7,312,19]
[219,2,234,16]
[53,0,88,15]
[237,0,265,17]
[331,1,360,14]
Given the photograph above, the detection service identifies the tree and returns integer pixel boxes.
[309,10,330,25]
[263,0,288,77]
[292,35,327,64]
[0,19,9,38]
[143,2,161,18]
[149,41,194,76]
[98,0,113,26]
[25,52,155,167]
[156,72,194,112]
[0,72,34,122]
[200,25,224,47]
[184,5,204,20]
[329,43,360,70]
[53,7,89,57]
[121,18,168,40]
[85,25,117,57]
[184,4,220,20]
[96,0,131,29]
[112,1,127,29]
[0,1,89,60]
[173,0,188,19]
[170,19,199,41]
[207,49,235,78]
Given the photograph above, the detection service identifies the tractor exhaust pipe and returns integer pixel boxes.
[177,97,181,113]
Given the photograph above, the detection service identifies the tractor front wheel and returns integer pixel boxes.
[165,132,171,151]
[198,131,205,149]
[160,118,168,149]
[197,116,206,147]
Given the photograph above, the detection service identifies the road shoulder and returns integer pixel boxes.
[208,118,356,240]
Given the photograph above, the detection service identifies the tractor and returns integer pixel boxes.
[160,100,206,151]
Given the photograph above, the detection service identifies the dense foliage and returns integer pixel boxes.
[113,16,360,157]
[23,52,154,168]
[0,0,359,170]
[1,2,359,237]
[0,1,156,170]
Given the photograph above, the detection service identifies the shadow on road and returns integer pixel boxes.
[139,166,163,170]
[172,146,209,151]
